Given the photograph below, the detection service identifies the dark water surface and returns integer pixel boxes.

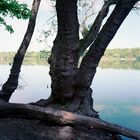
[0,65,140,140]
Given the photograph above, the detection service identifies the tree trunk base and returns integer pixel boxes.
[0,90,11,102]
[30,88,99,118]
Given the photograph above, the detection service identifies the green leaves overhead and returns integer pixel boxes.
[0,0,31,33]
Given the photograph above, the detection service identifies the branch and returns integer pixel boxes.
[0,102,140,139]
[78,1,110,55]
[80,1,95,29]
[78,0,122,55]
[0,0,41,102]
[76,0,138,88]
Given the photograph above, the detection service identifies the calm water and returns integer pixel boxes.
[0,65,140,140]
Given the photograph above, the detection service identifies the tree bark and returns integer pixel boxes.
[78,1,110,55]
[35,0,138,118]
[0,102,140,139]
[0,0,41,102]
[49,0,79,102]
[76,0,138,89]
[78,0,122,56]
[65,0,138,117]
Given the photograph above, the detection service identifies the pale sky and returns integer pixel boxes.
[0,0,140,52]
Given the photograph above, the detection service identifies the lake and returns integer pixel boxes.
[0,64,140,140]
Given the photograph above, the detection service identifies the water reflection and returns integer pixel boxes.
[10,65,51,103]
[95,103,140,134]
[0,63,140,140]
[92,68,140,139]
[99,60,140,70]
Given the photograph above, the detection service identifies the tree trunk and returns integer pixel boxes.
[67,0,138,118]
[0,0,41,102]
[35,0,138,118]
[49,0,79,102]
[75,0,138,94]
[45,0,98,117]
[66,0,138,117]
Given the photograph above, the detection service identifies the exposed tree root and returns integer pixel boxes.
[30,88,99,118]
[66,88,99,118]
[0,101,140,139]
[29,95,54,106]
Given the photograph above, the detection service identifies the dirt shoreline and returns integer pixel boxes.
[0,118,122,140]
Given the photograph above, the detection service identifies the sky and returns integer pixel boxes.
[0,0,140,52]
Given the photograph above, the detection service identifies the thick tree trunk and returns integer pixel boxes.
[0,102,140,139]
[46,0,98,118]
[67,0,138,117]
[49,0,79,102]
[0,0,41,102]
[36,0,138,118]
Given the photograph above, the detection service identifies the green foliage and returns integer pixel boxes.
[39,50,50,59]
[0,0,31,33]
[104,48,140,60]
[0,48,140,69]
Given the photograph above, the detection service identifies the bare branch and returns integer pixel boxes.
[78,1,112,55]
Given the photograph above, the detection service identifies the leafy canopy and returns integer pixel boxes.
[0,0,31,33]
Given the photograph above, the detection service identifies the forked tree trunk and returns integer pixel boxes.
[0,1,139,139]
[47,0,138,118]
[76,0,138,89]
[73,0,138,117]
[0,0,41,102]
[49,0,79,102]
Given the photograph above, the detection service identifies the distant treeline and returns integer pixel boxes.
[0,51,50,65]
[103,48,140,61]
[100,48,140,69]
[0,48,140,69]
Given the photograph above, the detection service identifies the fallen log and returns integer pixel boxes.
[0,101,140,139]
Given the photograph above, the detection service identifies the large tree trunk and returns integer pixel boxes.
[75,0,138,103]
[78,0,121,56]
[49,0,79,102]
[45,0,98,117]
[35,0,138,118]
[0,0,41,102]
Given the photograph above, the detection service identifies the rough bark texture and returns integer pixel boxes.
[49,0,79,102]
[0,102,140,139]
[35,0,139,118]
[0,0,41,102]
[0,118,122,140]
[76,0,138,89]
[67,0,138,118]
[0,1,139,139]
